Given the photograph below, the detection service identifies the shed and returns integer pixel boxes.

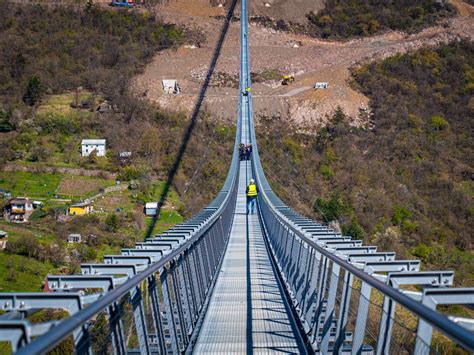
[33,201,44,209]
[69,201,93,216]
[144,202,158,216]
[314,82,329,89]
[0,230,8,250]
[68,234,82,243]
[119,151,132,158]
[162,80,180,94]
[81,139,106,157]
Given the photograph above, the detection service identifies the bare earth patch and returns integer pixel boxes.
[57,176,112,197]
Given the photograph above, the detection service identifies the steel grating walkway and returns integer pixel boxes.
[193,160,304,353]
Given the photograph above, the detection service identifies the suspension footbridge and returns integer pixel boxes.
[1,0,473,353]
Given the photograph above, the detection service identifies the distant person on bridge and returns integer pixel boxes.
[242,87,250,96]
[246,178,259,214]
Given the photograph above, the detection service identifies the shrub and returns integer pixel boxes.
[412,243,432,260]
[392,205,411,225]
[0,110,15,132]
[319,164,334,179]
[104,213,120,232]
[342,219,365,240]
[29,209,48,220]
[118,166,145,181]
[430,115,449,131]
[314,194,347,223]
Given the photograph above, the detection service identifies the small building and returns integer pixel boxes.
[69,201,93,216]
[144,202,158,216]
[81,139,106,157]
[0,230,8,250]
[162,80,180,94]
[314,82,329,89]
[4,198,34,223]
[68,234,82,244]
[119,152,132,158]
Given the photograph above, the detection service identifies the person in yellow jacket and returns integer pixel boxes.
[246,179,259,214]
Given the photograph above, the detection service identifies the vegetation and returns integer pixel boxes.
[0,252,56,292]
[0,171,115,204]
[0,177,184,291]
[258,40,473,285]
[0,1,184,106]
[249,0,455,39]
[307,0,456,39]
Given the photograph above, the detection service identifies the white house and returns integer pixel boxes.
[162,80,180,94]
[81,139,106,157]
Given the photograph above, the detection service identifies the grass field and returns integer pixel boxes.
[0,171,116,204]
[144,209,184,236]
[36,92,101,116]
[0,171,61,200]
[0,252,56,292]
[56,175,115,197]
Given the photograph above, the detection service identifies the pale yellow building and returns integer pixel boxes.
[69,202,93,216]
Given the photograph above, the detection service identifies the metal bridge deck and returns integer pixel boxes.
[193,161,303,353]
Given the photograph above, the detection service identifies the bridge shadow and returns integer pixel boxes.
[144,0,238,240]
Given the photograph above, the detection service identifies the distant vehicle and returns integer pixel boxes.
[110,0,134,7]
[282,75,294,85]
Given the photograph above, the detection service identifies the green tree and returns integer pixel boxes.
[0,110,15,132]
[105,213,120,232]
[314,193,347,223]
[23,76,44,106]
[342,218,365,240]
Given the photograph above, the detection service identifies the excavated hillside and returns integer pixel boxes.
[133,0,474,130]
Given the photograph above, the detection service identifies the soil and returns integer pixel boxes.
[132,0,474,129]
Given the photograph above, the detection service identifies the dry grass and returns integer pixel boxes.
[56,176,113,197]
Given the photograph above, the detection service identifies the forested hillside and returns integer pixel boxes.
[258,40,473,285]
[249,0,456,39]
[306,0,456,38]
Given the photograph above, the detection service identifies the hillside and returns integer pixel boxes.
[0,2,234,290]
[258,40,473,286]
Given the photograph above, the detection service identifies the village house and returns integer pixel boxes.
[69,201,93,216]
[4,198,34,223]
[81,139,106,157]
[0,230,8,250]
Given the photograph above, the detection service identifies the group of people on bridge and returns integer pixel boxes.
[239,143,252,161]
